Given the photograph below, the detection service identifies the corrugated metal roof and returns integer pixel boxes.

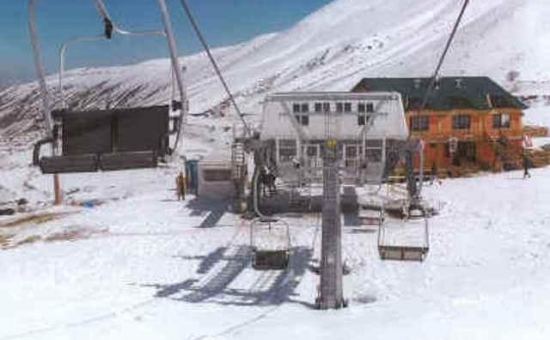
[351,77,528,111]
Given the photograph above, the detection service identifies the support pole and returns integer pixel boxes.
[155,0,187,153]
[53,173,62,205]
[316,139,346,309]
[29,0,63,205]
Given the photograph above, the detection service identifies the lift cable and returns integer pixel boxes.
[178,0,252,138]
[419,0,470,111]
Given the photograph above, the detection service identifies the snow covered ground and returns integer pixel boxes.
[1,161,550,339]
[1,0,550,338]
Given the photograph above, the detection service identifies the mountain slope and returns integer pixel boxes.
[0,0,548,145]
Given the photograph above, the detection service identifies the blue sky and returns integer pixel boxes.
[0,0,332,86]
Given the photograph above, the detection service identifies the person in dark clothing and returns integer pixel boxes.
[522,153,531,179]
[430,162,441,185]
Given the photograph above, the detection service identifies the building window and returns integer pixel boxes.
[203,169,231,182]
[410,116,429,132]
[279,139,297,162]
[344,102,352,112]
[294,114,309,126]
[452,114,471,130]
[336,102,343,112]
[358,114,366,126]
[358,103,366,113]
[315,102,322,112]
[323,102,330,112]
[366,102,374,112]
[292,103,309,126]
[492,113,510,129]
[293,103,309,113]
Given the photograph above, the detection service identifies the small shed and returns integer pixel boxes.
[197,150,234,200]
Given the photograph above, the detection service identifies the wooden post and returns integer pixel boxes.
[53,173,63,205]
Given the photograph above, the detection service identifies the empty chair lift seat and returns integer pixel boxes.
[252,249,289,270]
[35,105,170,173]
[250,218,291,270]
[378,245,428,261]
[39,154,99,173]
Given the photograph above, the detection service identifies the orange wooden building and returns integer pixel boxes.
[352,77,528,173]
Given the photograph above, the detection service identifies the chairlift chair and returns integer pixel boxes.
[29,0,186,174]
[358,198,385,226]
[249,217,291,270]
[377,203,430,261]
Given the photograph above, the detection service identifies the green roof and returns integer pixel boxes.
[351,77,528,111]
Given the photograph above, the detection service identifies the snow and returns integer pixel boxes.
[1,161,550,339]
[1,0,550,338]
[523,100,550,128]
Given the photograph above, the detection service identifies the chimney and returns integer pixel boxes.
[455,78,463,89]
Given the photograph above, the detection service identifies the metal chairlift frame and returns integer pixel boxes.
[29,0,187,173]
[249,217,291,270]
[376,141,430,261]
[377,206,430,262]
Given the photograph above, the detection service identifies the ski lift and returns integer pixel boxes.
[249,217,291,270]
[358,197,385,226]
[377,203,429,261]
[376,139,430,261]
[29,0,186,174]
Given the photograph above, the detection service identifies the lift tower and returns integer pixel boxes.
[316,107,346,309]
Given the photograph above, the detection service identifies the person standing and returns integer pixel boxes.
[430,162,441,185]
[522,153,531,179]
[176,171,186,200]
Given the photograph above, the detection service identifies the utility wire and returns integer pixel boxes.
[178,0,252,138]
[419,0,470,111]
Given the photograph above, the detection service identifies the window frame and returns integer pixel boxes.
[492,113,511,129]
[344,102,352,112]
[409,115,429,132]
[366,102,374,113]
[279,139,298,162]
[452,114,471,130]
[358,114,366,126]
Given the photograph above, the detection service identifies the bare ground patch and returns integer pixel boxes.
[0,233,14,248]
[44,227,108,243]
[1,226,108,250]
[0,211,78,229]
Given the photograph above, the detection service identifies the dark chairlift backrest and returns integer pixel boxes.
[29,0,187,175]
[34,105,175,174]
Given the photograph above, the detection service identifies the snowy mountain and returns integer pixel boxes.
[1,0,549,144]
[2,2,550,337]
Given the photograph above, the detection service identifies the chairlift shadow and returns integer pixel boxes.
[142,246,313,307]
[185,198,228,228]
